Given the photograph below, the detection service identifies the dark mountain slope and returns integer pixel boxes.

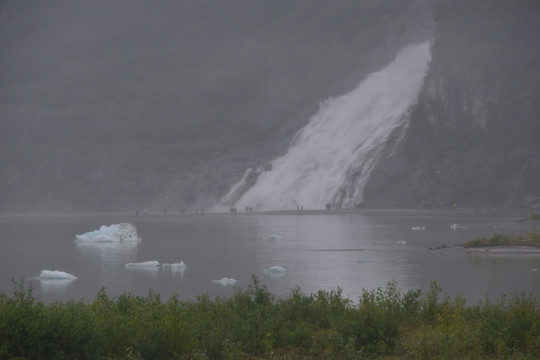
[0,0,429,211]
[363,0,540,209]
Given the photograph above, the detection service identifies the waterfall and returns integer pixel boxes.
[223,42,432,211]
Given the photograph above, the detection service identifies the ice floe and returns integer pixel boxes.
[125,261,160,269]
[263,234,283,240]
[212,277,237,286]
[263,265,287,277]
[75,223,140,243]
[162,261,187,271]
[39,270,77,280]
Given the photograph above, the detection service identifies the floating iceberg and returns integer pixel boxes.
[39,270,77,280]
[75,223,140,243]
[411,226,425,231]
[263,234,283,240]
[162,261,187,271]
[263,265,287,277]
[212,277,237,286]
[125,261,160,269]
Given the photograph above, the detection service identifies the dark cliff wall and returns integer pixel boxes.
[364,0,540,209]
[3,0,537,212]
[0,0,428,212]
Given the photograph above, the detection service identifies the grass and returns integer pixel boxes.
[462,232,540,248]
[462,212,540,249]
[1,277,540,359]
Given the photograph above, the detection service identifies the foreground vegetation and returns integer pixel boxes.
[1,278,539,360]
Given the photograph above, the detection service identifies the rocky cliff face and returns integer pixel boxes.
[0,0,428,212]
[1,0,539,212]
[363,0,540,210]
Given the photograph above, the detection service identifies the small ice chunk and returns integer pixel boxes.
[411,226,425,231]
[39,270,77,280]
[264,234,283,240]
[212,277,237,286]
[263,265,287,277]
[125,261,160,269]
[162,261,187,271]
[76,223,140,243]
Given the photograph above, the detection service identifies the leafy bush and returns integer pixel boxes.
[1,277,539,359]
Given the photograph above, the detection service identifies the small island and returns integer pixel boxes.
[461,233,540,249]
[429,212,540,251]
[461,212,540,249]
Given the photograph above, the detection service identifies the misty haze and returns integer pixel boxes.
[1,1,540,357]
[1,0,539,212]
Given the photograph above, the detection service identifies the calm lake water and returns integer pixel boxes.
[1,210,538,304]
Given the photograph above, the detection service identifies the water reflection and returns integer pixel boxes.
[248,214,420,299]
[39,278,76,292]
[2,211,538,304]
[75,241,139,268]
[245,212,539,303]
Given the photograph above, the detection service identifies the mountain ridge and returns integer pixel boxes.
[1,0,539,212]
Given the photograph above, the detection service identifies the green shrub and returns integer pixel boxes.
[1,277,539,359]
[0,279,102,360]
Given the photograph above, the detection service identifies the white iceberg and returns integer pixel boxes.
[75,223,140,243]
[162,261,187,271]
[263,265,287,277]
[125,261,160,269]
[212,277,237,286]
[411,226,425,231]
[39,270,77,280]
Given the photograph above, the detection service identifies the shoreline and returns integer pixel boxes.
[0,207,532,218]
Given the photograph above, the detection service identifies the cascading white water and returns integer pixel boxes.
[225,42,432,211]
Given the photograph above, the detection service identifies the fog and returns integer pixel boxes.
[1,0,539,212]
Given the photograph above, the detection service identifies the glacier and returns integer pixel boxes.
[75,223,140,243]
[222,42,432,211]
